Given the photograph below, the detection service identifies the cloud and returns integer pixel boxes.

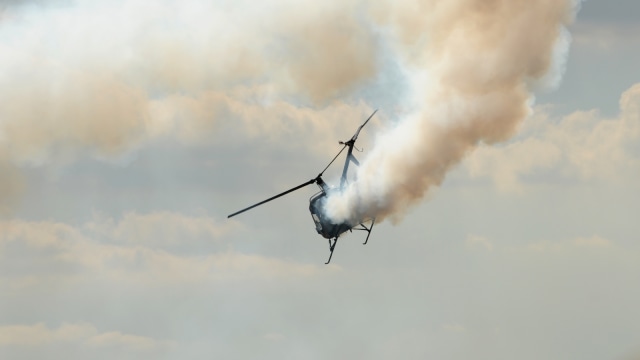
[0,0,378,164]
[0,0,384,212]
[465,234,493,251]
[525,235,613,254]
[442,323,467,333]
[465,131,562,193]
[572,235,612,248]
[0,322,166,351]
[462,234,614,255]
[0,323,94,346]
[0,212,331,288]
[572,22,640,50]
[85,211,241,248]
[0,158,23,216]
[263,332,286,342]
[87,331,159,350]
[465,83,640,191]
[151,89,376,156]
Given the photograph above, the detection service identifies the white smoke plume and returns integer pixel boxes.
[325,0,583,224]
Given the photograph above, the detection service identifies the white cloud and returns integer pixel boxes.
[463,234,615,255]
[0,322,164,351]
[465,234,493,251]
[0,0,382,216]
[87,331,158,350]
[571,22,640,50]
[442,323,466,333]
[572,235,612,248]
[0,323,58,346]
[0,0,378,165]
[263,332,286,342]
[85,211,241,247]
[0,212,332,287]
[525,235,613,254]
[466,83,640,191]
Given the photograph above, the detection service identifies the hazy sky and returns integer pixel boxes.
[1,0,639,359]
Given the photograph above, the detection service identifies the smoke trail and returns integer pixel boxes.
[325,0,582,224]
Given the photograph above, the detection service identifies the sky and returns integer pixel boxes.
[1,0,639,359]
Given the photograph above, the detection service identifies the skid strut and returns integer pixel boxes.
[353,218,376,245]
[325,237,338,264]
[324,218,376,264]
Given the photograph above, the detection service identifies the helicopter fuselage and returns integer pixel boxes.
[308,191,352,240]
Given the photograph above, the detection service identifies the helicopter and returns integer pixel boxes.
[228,110,378,264]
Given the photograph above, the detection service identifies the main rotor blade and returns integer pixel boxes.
[319,144,347,176]
[227,179,316,218]
[350,109,378,142]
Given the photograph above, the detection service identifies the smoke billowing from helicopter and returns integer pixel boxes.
[324,0,583,224]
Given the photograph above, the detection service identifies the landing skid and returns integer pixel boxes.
[324,218,376,264]
[353,218,376,245]
[325,237,338,264]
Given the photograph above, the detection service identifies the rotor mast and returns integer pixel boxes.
[339,109,377,189]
